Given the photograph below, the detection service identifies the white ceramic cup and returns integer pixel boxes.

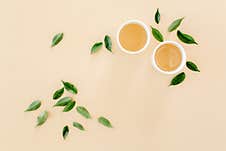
[152,41,186,75]
[116,20,150,54]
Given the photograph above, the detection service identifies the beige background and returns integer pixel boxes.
[0,0,226,150]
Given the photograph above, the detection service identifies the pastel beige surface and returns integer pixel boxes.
[0,0,226,150]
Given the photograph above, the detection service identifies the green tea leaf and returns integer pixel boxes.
[76,106,91,119]
[53,88,64,100]
[186,61,200,72]
[98,116,113,128]
[62,81,78,94]
[177,30,198,44]
[170,72,186,86]
[25,100,41,112]
[155,8,160,24]
[54,97,72,107]
[73,122,85,131]
[63,101,76,112]
[168,17,184,32]
[104,35,112,52]
[91,42,103,54]
[63,125,69,140]
[36,111,48,126]
[151,26,164,42]
[51,33,63,47]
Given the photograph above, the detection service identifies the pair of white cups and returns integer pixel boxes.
[116,20,186,75]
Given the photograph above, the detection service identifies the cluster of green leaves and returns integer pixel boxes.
[53,81,78,113]
[91,35,112,54]
[25,80,113,140]
[152,9,198,44]
[152,8,201,86]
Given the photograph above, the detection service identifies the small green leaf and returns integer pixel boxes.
[151,27,164,42]
[186,61,200,72]
[177,30,198,45]
[104,35,112,52]
[155,8,160,24]
[170,72,186,86]
[91,42,103,54]
[168,17,184,32]
[76,106,91,119]
[98,116,113,128]
[62,81,78,94]
[36,111,48,126]
[63,101,76,112]
[63,125,69,140]
[54,97,72,107]
[73,122,85,131]
[53,88,64,100]
[25,100,41,112]
[51,33,63,47]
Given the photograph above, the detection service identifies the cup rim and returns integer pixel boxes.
[151,41,186,75]
[116,19,150,55]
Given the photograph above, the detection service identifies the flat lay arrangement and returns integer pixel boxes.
[24,8,200,140]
